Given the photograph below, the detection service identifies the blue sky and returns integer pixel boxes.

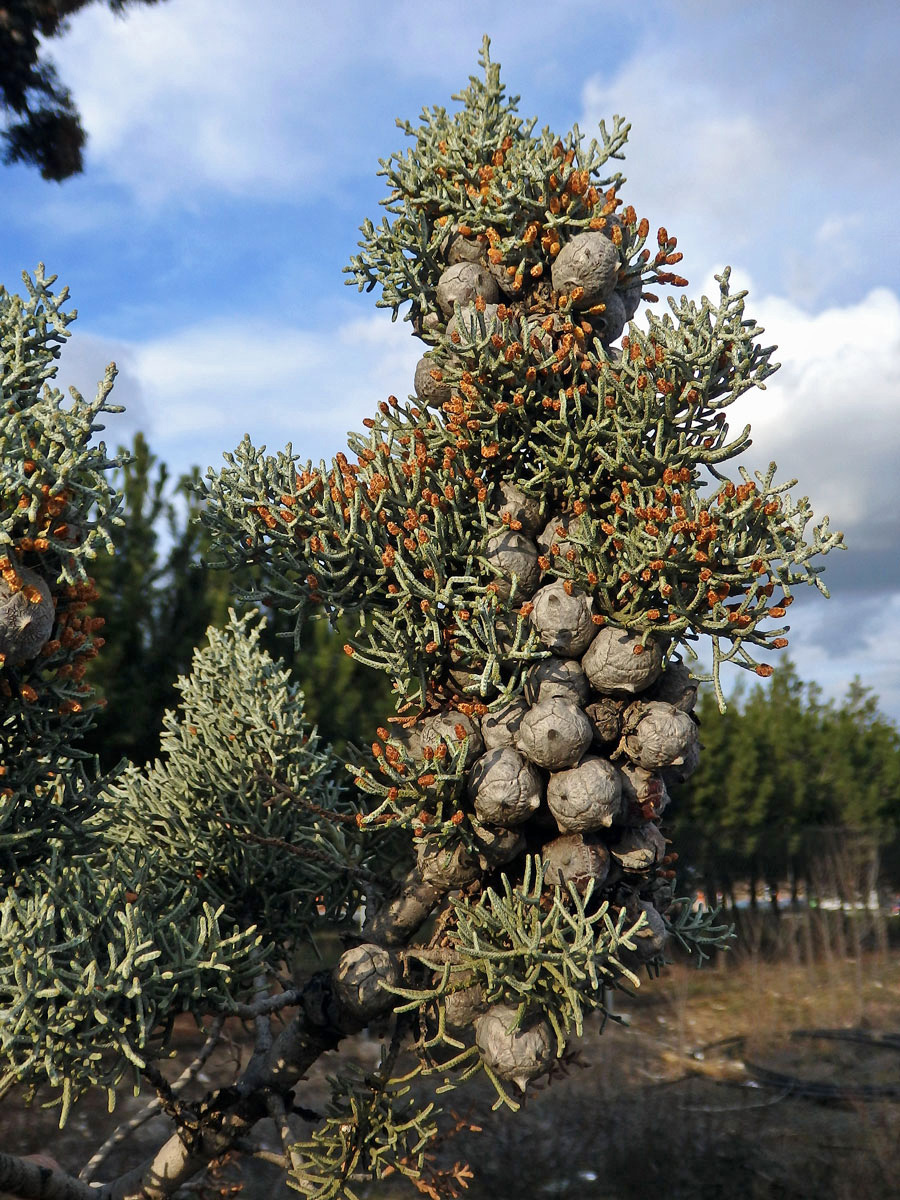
[3,0,899,719]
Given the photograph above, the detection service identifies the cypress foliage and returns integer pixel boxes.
[102,613,367,965]
[0,267,120,873]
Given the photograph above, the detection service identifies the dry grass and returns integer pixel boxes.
[445,936,900,1200]
[3,922,900,1200]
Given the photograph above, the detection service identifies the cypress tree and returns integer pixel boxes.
[0,44,841,1199]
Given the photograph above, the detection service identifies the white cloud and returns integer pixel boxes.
[46,0,599,208]
[579,7,899,307]
[581,59,786,286]
[50,0,333,204]
[64,309,421,476]
[723,285,900,546]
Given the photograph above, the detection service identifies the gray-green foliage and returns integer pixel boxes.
[1,611,365,1121]
[393,859,647,1074]
[664,894,736,966]
[0,267,122,581]
[0,267,123,869]
[203,42,841,713]
[345,46,635,323]
[0,267,376,1153]
[0,850,259,1121]
[0,302,224,1153]
[103,612,366,961]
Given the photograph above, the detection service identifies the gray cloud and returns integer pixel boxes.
[580,1,899,304]
[809,549,900,597]
[762,587,900,721]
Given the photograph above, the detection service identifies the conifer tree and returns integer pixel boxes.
[1,0,166,181]
[82,433,233,768]
[0,42,840,1200]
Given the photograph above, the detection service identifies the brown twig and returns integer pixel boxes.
[215,819,389,888]
[252,768,361,826]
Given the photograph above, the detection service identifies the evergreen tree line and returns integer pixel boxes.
[85,436,900,902]
[671,666,900,907]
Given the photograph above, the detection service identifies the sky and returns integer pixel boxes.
[3,0,899,720]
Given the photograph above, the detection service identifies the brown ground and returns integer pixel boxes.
[3,933,900,1200]
[449,944,900,1200]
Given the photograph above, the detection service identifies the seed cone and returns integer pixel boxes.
[475,1003,556,1091]
[621,701,699,769]
[0,566,54,664]
[530,581,599,658]
[333,944,399,1021]
[524,656,590,706]
[546,756,622,833]
[436,262,499,316]
[517,697,593,770]
[481,697,529,749]
[468,747,544,826]
[542,832,611,893]
[581,627,664,695]
[484,530,541,600]
[550,232,619,307]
